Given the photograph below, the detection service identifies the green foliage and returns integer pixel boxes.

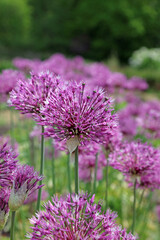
[29,0,160,61]
[0,60,14,72]
[0,0,31,48]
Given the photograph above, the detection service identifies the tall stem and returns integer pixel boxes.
[93,153,98,194]
[51,140,55,195]
[30,136,35,167]
[67,152,72,194]
[10,107,14,147]
[105,157,109,209]
[132,179,137,234]
[75,147,79,194]
[36,125,45,211]
[137,188,145,211]
[10,211,16,240]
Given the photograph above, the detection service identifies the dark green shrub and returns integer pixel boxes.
[0,0,31,48]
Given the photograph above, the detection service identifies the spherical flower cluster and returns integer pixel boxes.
[0,136,19,156]
[79,150,106,182]
[0,69,25,102]
[139,165,160,190]
[42,82,117,149]
[12,54,146,100]
[24,189,48,205]
[27,193,137,240]
[13,57,41,74]
[118,100,160,139]
[0,188,10,230]
[109,141,160,186]
[9,71,60,119]
[0,142,18,188]
[125,77,148,91]
[9,164,44,211]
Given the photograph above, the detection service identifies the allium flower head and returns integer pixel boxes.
[42,81,117,152]
[0,69,25,103]
[0,69,25,95]
[0,142,18,188]
[27,193,137,240]
[79,148,107,182]
[139,164,160,190]
[0,188,10,230]
[9,164,44,211]
[9,71,60,119]
[125,76,148,91]
[109,141,159,185]
[13,57,41,74]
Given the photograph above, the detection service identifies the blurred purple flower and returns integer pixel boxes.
[0,69,25,103]
[24,189,48,205]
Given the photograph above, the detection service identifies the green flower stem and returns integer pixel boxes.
[36,125,45,211]
[105,157,109,209]
[132,179,137,234]
[93,153,98,194]
[10,107,14,147]
[30,136,35,167]
[139,191,153,235]
[137,188,145,211]
[75,147,79,194]
[86,181,91,193]
[20,209,26,237]
[10,211,16,240]
[51,140,55,195]
[67,152,72,194]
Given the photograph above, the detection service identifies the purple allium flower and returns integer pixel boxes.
[0,69,26,103]
[125,76,148,91]
[139,164,160,190]
[42,81,117,152]
[0,142,18,188]
[79,151,106,182]
[109,141,159,185]
[24,189,48,205]
[0,136,19,156]
[9,71,60,119]
[13,57,42,74]
[27,193,137,240]
[104,127,123,152]
[9,164,44,211]
[0,188,10,230]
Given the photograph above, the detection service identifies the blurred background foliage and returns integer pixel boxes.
[0,0,160,62]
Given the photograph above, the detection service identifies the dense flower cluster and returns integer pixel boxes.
[118,100,160,139]
[41,82,117,147]
[0,69,25,102]
[27,193,137,240]
[109,141,160,188]
[9,71,60,118]
[0,142,18,188]
[79,151,106,182]
[24,189,48,205]
[9,164,44,211]
[12,54,148,96]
